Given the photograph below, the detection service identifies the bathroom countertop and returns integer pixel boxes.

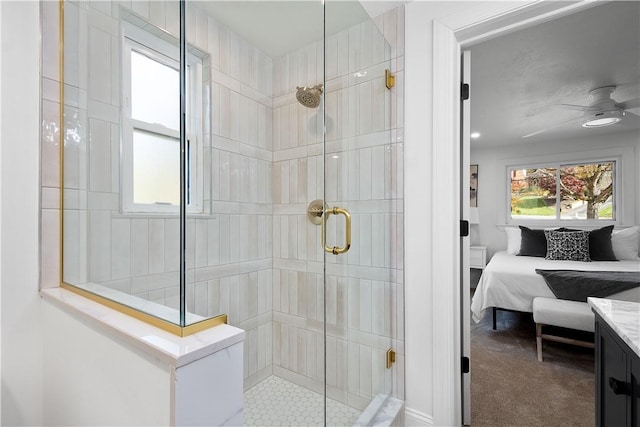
[41,287,245,367]
[588,297,640,357]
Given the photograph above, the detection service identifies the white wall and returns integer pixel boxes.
[471,131,640,259]
[0,1,3,421]
[0,1,3,417]
[42,302,172,426]
[404,1,547,425]
[0,1,43,425]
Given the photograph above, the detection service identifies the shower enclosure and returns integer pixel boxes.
[60,0,404,424]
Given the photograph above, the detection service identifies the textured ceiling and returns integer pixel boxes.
[469,1,640,148]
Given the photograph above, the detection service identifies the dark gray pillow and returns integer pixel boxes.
[519,226,549,257]
[544,230,591,262]
[587,225,617,261]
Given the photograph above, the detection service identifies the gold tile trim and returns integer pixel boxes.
[60,283,227,337]
[57,1,226,337]
[183,314,229,336]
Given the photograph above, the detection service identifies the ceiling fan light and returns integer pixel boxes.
[581,109,624,128]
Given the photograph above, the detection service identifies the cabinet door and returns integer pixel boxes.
[597,321,630,426]
[632,356,639,427]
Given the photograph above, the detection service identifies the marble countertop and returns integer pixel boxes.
[588,297,640,357]
[41,287,245,367]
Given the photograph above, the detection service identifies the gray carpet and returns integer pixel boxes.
[470,309,595,426]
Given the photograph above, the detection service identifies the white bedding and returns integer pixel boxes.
[471,251,640,323]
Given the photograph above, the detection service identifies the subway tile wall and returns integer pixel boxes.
[41,0,404,408]
[45,0,275,389]
[270,7,405,409]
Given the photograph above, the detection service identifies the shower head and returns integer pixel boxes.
[296,84,323,108]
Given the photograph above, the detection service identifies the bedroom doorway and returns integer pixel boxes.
[455,2,626,425]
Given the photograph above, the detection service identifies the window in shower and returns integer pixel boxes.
[121,23,203,213]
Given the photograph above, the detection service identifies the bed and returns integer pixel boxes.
[471,250,640,324]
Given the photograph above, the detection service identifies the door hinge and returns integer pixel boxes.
[385,69,395,90]
[386,348,396,369]
[460,83,469,101]
[461,83,470,101]
[460,220,469,237]
[462,356,470,373]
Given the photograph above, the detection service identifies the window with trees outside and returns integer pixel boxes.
[510,161,615,221]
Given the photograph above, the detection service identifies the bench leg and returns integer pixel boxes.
[536,323,543,362]
[492,307,497,330]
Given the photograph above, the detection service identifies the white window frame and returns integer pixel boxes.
[501,147,635,228]
[508,159,616,222]
[121,22,203,214]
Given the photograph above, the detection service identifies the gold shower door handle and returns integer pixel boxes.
[321,207,351,255]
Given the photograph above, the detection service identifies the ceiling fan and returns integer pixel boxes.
[522,85,640,138]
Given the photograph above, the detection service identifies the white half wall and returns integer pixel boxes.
[42,301,172,426]
[471,131,640,259]
[0,2,43,425]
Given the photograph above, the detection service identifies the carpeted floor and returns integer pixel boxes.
[470,308,595,426]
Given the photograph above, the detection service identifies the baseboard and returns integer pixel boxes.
[404,407,433,426]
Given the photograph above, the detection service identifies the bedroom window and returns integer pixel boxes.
[121,24,203,214]
[510,161,615,221]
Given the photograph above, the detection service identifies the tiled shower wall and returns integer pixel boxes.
[40,0,404,406]
[43,0,275,388]
[270,8,405,409]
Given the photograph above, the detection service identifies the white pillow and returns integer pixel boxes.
[612,226,640,260]
[505,227,521,254]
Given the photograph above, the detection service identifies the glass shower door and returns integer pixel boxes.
[323,2,400,423]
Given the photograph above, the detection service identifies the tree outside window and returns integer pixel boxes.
[510,161,614,220]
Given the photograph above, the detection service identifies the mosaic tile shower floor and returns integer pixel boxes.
[243,376,361,426]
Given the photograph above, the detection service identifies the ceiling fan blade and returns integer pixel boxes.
[617,97,640,110]
[624,111,640,120]
[553,103,597,111]
[522,116,582,139]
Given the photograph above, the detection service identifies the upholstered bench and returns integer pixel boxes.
[532,297,595,362]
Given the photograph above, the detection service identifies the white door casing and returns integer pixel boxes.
[405,1,607,425]
[461,49,472,426]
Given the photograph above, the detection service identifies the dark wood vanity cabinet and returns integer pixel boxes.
[595,314,640,427]
[632,357,640,427]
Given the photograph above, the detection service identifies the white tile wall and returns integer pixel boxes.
[41,100,61,189]
[45,0,405,410]
[270,5,405,407]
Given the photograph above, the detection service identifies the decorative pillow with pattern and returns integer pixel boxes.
[544,230,591,262]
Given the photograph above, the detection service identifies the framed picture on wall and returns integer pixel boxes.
[470,164,478,207]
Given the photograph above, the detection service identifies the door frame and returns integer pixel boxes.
[405,1,606,425]
[443,1,606,425]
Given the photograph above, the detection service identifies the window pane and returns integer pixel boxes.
[133,130,179,206]
[131,51,179,130]
[560,162,614,220]
[510,168,557,219]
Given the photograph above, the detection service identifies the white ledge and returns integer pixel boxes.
[41,287,245,368]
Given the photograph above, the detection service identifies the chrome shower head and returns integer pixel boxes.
[296,84,323,108]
